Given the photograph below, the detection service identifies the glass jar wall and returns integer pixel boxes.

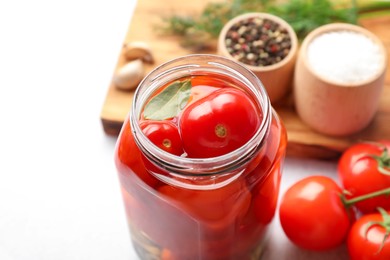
[114,55,287,260]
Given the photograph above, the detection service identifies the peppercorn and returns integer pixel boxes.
[224,18,292,67]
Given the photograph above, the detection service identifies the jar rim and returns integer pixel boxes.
[130,54,271,176]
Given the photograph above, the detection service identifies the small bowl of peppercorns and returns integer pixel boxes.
[218,12,298,104]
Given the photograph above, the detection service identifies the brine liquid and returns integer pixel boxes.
[115,74,287,259]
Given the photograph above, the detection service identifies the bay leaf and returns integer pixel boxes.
[144,80,191,120]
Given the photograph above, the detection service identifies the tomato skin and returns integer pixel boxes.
[338,141,390,214]
[116,119,158,188]
[187,84,220,106]
[140,120,184,156]
[158,180,251,222]
[179,87,261,158]
[347,211,390,260]
[279,175,353,251]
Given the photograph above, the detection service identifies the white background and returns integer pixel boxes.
[0,1,348,259]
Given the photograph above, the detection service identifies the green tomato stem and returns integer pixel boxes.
[343,187,390,208]
[368,144,390,175]
[364,208,390,254]
[375,148,390,175]
[358,144,390,175]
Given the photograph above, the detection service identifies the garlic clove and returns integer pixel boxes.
[123,41,154,64]
[113,59,144,90]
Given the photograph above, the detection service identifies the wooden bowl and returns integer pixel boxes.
[294,23,387,136]
[218,13,298,104]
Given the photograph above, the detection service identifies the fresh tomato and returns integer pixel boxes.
[179,87,262,158]
[279,175,354,251]
[338,141,390,213]
[347,208,390,260]
[140,120,184,156]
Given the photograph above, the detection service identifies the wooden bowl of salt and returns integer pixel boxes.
[294,23,387,136]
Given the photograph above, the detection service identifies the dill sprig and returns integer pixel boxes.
[159,0,360,49]
[267,0,358,39]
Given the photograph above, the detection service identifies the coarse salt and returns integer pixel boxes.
[307,30,383,84]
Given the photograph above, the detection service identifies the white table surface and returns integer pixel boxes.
[0,1,349,259]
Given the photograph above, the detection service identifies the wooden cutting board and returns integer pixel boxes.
[100,0,390,159]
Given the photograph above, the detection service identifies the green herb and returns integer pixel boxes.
[267,0,358,39]
[158,0,390,49]
[143,80,191,120]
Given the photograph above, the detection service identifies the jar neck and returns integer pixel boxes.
[130,54,271,187]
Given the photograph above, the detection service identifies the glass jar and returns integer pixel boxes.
[114,54,287,260]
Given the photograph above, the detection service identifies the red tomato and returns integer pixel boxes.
[187,84,220,106]
[116,119,158,187]
[158,180,251,223]
[140,120,184,156]
[338,141,390,213]
[190,75,228,89]
[347,209,390,260]
[253,163,281,225]
[179,87,262,158]
[279,175,354,251]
